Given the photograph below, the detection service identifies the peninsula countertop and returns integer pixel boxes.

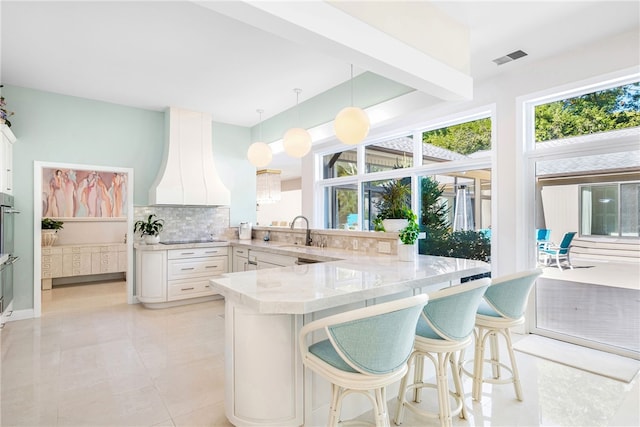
[210,252,489,315]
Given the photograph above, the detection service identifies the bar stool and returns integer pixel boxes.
[299,294,429,427]
[394,279,489,427]
[463,268,542,402]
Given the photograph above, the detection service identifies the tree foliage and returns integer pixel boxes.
[422,118,491,155]
[420,176,449,235]
[535,82,640,142]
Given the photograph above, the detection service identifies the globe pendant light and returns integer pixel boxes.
[334,64,370,145]
[283,88,312,158]
[247,109,272,168]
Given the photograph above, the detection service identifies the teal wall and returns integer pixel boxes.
[3,85,254,311]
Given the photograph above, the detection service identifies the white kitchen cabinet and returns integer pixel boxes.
[0,124,16,194]
[232,247,251,272]
[233,247,297,272]
[136,250,167,304]
[41,243,127,290]
[252,250,297,270]
[136,245,228,307]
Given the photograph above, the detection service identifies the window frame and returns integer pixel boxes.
[579,181,640,239]
[314,107,495,232]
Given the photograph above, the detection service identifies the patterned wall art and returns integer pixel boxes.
[42,167,128,219]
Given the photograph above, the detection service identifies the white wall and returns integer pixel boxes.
[541,185,580,243]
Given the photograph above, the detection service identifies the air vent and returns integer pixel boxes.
[493,50,528,65]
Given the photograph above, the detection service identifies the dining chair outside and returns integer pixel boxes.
[394,279,489,427]
[299,294,429,427]
[538,231,577,270]
[461,269,543,402]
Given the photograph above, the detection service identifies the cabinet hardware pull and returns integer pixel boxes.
[181,252,196,255]
[181,287,195,291]
[205,251,218,254]
[181,267,195,271]
[205,265,218,268]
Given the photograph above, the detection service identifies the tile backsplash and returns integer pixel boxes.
[133,206,230,242]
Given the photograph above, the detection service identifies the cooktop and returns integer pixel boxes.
[159,239,227,245]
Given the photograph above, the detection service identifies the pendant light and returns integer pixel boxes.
[334,64,370,145]
[256,169,281,204]
[283,88,312,158]
[247,109,272,168]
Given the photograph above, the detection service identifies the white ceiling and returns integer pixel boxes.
[1,1,638,176]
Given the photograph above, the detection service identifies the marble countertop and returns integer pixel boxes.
[134,239,489,314]
[210,252,489,315]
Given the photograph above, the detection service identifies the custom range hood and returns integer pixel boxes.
[149,107,230,206]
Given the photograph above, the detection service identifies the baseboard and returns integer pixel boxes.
[5,308,35,322]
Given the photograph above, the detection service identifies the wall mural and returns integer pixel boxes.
[42,168,128,218]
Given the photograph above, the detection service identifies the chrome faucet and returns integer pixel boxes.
[291,215,312,246]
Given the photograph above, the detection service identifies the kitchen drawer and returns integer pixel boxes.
[168,256,228,280]
[168,247,228,260]
[233,247,249,258]
[168,277,216,301]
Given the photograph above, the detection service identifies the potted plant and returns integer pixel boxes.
[41,218,64,247]
[134,214,164,244]
[398,209,419,261]
[374,179,411,232]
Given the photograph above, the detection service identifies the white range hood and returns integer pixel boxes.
[149,107,230,206]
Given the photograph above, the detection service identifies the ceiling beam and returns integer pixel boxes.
[198,0,473,101]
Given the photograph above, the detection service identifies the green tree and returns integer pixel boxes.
[535,82,640,142]
[422,118,491,155]
[419,176,449,236]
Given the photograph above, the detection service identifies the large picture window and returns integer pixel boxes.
[318,112,492,240]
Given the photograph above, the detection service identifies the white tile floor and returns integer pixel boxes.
[1,280,639,427]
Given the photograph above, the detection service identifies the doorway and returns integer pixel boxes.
[33,161,134,317]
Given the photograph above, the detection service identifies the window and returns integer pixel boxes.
[324,184,358,230]
[535,81,640,144]
[322,149,357,179]
[365,136,413,172]
[422,117,491,165]
[580,182,639,237]
[317,112,492,236]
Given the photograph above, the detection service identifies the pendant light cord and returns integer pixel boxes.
[257,109,263,141]
[350,64,354,107]
[294,88,302,126]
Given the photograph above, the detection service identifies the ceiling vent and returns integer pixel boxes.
[492,50,528,65]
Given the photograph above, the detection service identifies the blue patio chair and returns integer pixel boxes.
[461,269,542,402]
[538,231,576,270]
[394,279,489,427]
[299,294,428,427]
[535,228,551,247]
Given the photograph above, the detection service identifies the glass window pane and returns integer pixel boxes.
[362,177,411,231]
[418,170,492,262]
[422,117,491,166]
[581,185,619,236]
[365,136,413,173]
[620,183,639,237]
[322,149,357,179]
[537,151,640,177]
[535,82,640,143]
[323,184,358,230]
